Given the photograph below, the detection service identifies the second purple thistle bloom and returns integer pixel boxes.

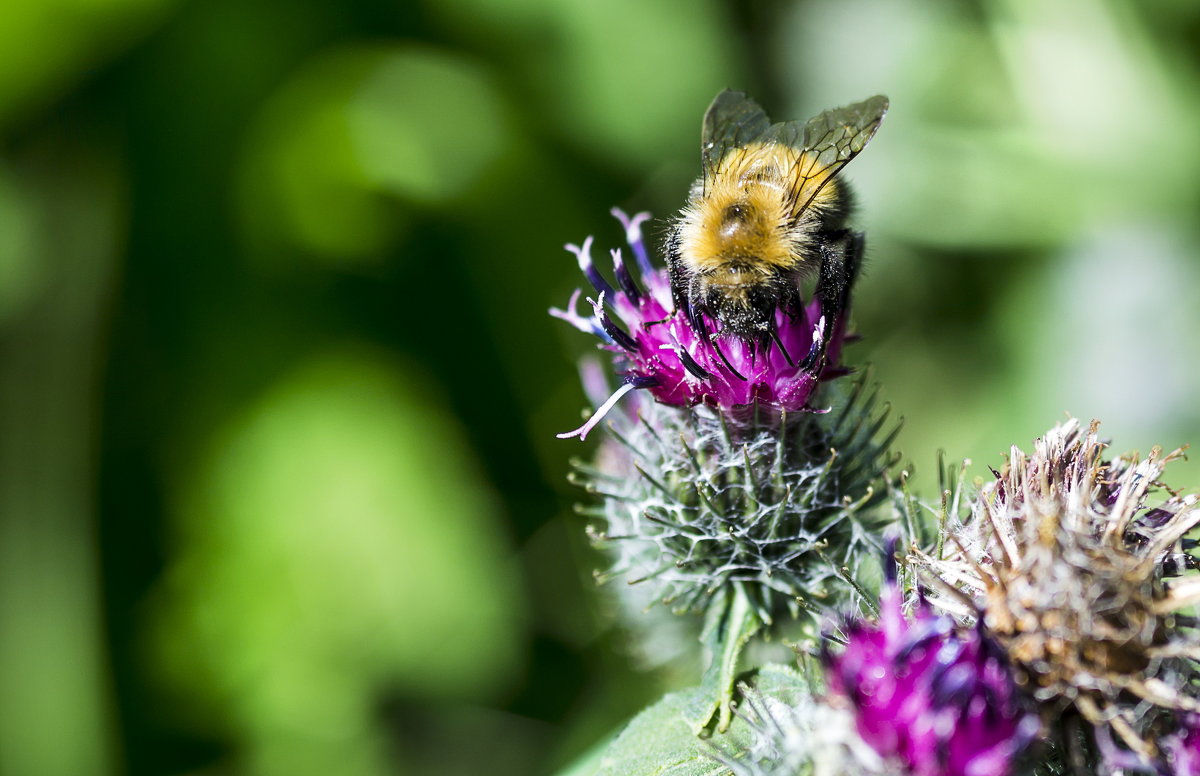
[825,580,1040,776]
[552,208,847,439]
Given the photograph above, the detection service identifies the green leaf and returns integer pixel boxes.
[696,584,764,733]
[592,664,808,776]
[594,686,728,776]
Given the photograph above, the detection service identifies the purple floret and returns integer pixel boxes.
[552,209,848,439]
[1164,716,1200,776]
[825,582,1039,776]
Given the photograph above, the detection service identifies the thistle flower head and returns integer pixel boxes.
[914,419,1200,769]
[556,206,898,731]
[552,208,847,440]
[823,562,1039,776]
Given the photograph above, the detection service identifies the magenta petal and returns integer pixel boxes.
[826,583,1037,776]
[1164,716,1200,776]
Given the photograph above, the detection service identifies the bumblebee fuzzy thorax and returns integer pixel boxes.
[677,143,838,285]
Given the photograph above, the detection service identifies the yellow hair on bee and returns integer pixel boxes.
[666,91,886,342]
[676,142,842,288]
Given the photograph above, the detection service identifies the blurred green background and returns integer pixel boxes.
[2,0,1199,774]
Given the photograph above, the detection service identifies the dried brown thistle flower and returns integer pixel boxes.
[913,419,1200,771]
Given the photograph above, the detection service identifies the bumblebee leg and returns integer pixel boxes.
[689,285,747,381]
[768,326,795,367]
[685,275,710,338]
[769,274,803,367]
[664,226,693,321]
[710,335,747,382]
[802,230,864,369]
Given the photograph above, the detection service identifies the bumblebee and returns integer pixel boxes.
[666,91,888,367]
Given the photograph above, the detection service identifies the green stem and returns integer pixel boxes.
[696,582,763,733]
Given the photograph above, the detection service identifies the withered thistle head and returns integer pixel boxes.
[915,419,1200,770]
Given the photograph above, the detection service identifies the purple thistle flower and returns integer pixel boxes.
[824,572,1039,776]
[552,208,848,439]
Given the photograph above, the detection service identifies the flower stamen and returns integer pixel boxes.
[611,248,642,303]
[610,207,653,276]
[590,293,638,352]
[556,380,640,441]
[677,346,711,381]
[549,288,608,341]
[566,236,614,298]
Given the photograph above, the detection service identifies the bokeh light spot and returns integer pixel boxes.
[241,45,509,265]
[148,347,525,774]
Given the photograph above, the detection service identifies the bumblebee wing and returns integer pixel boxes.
[767,95,889,216]
[700,90,771,184]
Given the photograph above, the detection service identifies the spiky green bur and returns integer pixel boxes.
[574,378,901,729]
[581,379,899,623]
